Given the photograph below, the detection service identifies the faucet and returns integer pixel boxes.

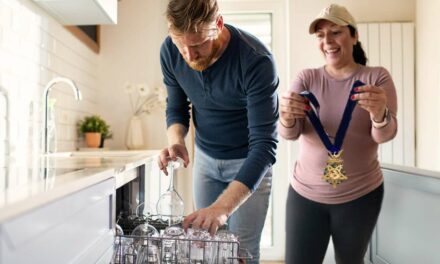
[43,77,82,154]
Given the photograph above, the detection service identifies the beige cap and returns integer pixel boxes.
[309,4,357,34]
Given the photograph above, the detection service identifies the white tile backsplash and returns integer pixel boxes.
[0,4,13,30]
[0,0,100,159]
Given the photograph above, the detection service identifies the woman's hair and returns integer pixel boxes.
[348,25,368,65]
[166,0,219,34]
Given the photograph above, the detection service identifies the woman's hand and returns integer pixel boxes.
[351,85,388,122]
[279,90,309,127]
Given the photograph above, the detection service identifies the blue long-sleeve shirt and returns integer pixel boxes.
[160,24,279,192]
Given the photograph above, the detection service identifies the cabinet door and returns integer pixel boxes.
[32,0,117,25]
[0,178,115,264]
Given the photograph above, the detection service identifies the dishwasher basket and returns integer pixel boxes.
[112,233,251,264]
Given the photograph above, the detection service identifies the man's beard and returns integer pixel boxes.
[185,38,221,71]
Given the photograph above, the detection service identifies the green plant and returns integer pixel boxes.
[77,115,112,139]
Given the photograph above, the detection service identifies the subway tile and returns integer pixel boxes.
[0,95,6,117]
[0,26,3,47]
[0,1,99,155]
[12,7,30,37]
[0,117,6,139]
[0,4,12,29]
[2,27,20,52]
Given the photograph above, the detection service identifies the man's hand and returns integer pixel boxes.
[158,123,190,175]
[158,144,190,175]
[183,204,229,235]
[183,181,251,236]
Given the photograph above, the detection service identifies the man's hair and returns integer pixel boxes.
[166,0,219,34]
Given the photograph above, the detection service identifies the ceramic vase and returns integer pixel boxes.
[126,115,145,150]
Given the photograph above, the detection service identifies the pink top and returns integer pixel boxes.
[278,65,398,204]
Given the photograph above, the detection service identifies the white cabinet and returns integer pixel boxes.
[0,178,116,264]
[33,0,117,25]
[371,166,440,264]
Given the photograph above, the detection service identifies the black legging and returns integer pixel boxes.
[285,184,384,264]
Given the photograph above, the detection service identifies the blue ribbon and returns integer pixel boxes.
[299,80,365,154]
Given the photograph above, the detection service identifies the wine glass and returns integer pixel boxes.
[215,230,239,264]
[113,236,136,264]
[161,226,186,263]
[115,223,124,236]
[131,221,159,250]
[156,157,185,226]
[186,228,216,264]
[136,243,160,264]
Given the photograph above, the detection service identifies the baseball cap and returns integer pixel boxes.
[309,4,357,34]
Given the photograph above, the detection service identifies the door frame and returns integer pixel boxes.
[219,0,290,260]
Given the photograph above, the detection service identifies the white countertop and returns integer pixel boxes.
[381,163,440,179]
[0,150,160,223]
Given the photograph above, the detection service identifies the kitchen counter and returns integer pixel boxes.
[370,164,440,263]
[0,150,160,223]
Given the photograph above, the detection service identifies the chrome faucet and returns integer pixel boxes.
[43,77,82,154]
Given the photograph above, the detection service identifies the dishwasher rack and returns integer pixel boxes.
[113,233,250,264]
[117,213,170,234]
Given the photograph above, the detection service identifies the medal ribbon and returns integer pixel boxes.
[299,80,365,154]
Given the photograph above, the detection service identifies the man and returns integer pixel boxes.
[158,0,278,262]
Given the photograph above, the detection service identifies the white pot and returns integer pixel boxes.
[125,115,145,150]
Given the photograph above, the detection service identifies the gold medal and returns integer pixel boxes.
[301,82,363,188]
[323,150,347,188]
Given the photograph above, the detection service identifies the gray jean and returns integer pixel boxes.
[192,146,272,264]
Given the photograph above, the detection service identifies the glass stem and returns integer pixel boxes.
[167,165,174,192]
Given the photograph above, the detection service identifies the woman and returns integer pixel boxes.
[279,4,397,264]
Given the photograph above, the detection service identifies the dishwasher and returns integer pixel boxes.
[113,161,251,264]
[112,213,250,264]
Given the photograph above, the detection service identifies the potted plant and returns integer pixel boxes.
[77,115,112,148]
[99,121,113,148]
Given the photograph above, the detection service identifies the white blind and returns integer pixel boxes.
[358,22,415,167]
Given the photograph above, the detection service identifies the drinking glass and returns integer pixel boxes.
[156,157,185,226]
[115,224,124,236]
[162,226,186,263]
[136,244,160,264]
[131,222,159,249]
[215,230,239,264]
[186,228,216,264]
[113,236,136,264]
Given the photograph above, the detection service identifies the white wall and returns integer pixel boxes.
[0,0,99,180]
[289,0,415,76]
[415,0,440,171]
[98,0,194,213]
[98,0,169,150]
